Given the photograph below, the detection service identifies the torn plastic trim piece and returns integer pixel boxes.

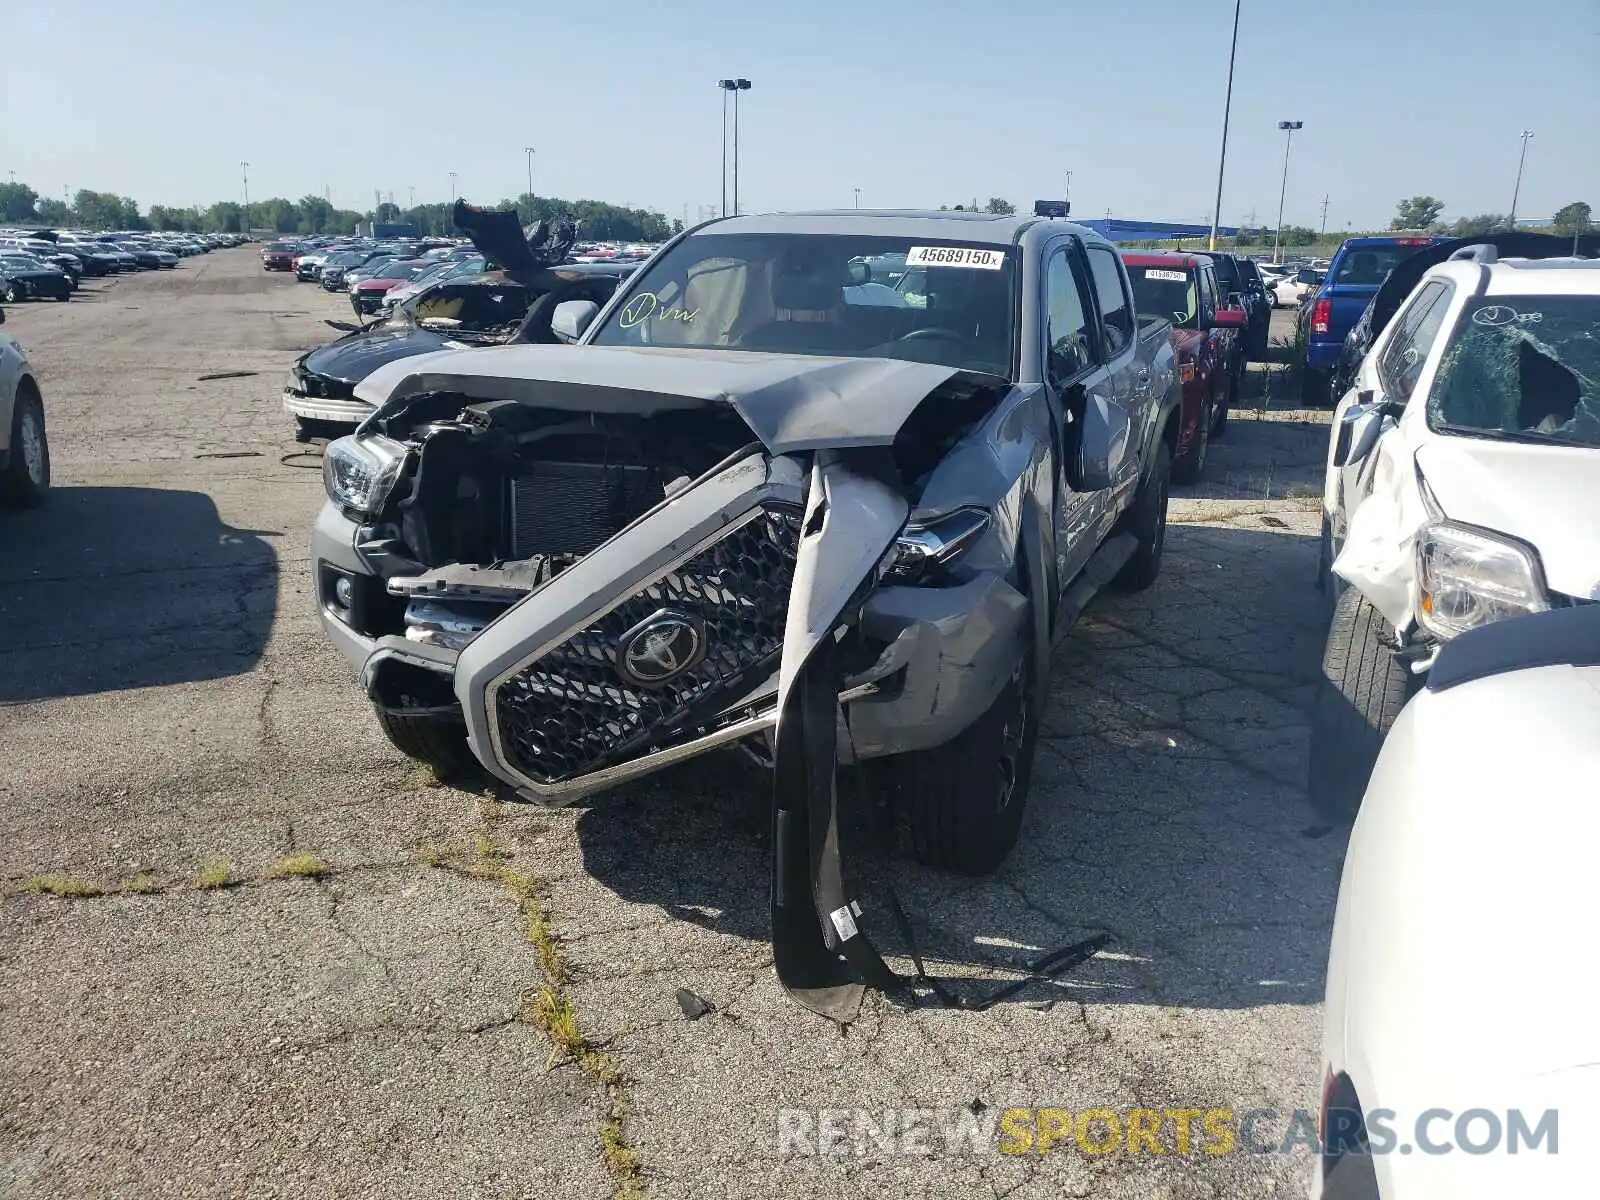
[771,450,1114,1019]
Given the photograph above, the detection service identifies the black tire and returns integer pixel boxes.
[2,384,50,507]
[1211,364,1236,439]
[1300,366,1331,407]
[1172,393,1211,485]
[4,284,23,303]
[1307,589,1419,822]
[374,708,477,780]
[55,291,70,302]
[881,656,1038,876]
[1114,439,1171,591]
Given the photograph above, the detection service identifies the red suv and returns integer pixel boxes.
[1121,251,1246,482]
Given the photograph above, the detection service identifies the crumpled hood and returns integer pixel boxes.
[352,343,1007,456]
[1416,437,1600,600]
[301,327,460,386]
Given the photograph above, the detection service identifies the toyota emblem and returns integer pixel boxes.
[616,610,707,687]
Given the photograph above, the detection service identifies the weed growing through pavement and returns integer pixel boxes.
[265,853,329,880]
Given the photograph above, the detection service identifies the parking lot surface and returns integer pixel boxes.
[1,250,1338,1199]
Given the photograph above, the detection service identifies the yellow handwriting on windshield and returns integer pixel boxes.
[618,292,698,329]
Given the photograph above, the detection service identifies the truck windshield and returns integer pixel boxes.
[589,232,1017,379]
[1428,295,1600,447]
[1333,247,1412,286]
[1126,266,1198,328]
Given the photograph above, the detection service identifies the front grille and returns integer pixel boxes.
[508,462,659,559]
[494,507,801,785]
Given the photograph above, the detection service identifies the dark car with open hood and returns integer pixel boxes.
[309,208,1184,1017]
[283,201,634,440]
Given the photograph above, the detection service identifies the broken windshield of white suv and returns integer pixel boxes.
[1428,295,1600,446]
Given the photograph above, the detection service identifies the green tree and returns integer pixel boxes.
[205,201,243,233]
[1552,201,1592,234]
[1391,195,1445,230]
[36,198,71,226]
[0,182,39,223]
[984,197,1016,215]
[1448,213,1506,237]
[1279,225,1318,246]
[297,195,336,234]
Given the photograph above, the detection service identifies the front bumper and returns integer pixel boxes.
[284,388,374,426]
[310,459,1025,797]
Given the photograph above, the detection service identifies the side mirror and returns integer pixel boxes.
[846,260,872,285]
[551,299,599,344]
[1073,393,1132,492]
[1212,307,1247,328]
[1331,392,1388,468]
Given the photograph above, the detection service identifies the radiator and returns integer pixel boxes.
[507,461,659,560]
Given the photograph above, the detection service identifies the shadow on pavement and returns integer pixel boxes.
[0,486,277,703]
[574,522,1346,1011]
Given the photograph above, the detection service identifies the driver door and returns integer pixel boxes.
[1042,239,1113,589]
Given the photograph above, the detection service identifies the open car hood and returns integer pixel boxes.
[353,343,1010,456]
[452,199,578,276]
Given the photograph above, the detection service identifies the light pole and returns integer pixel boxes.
[407,185,414,209]
[718,78,751,216]
[524,147,536,219]
[1507,129,1534,229]
[853,187,861,209]
[448,171,458,205]
[1207,0,1242,251]
[240,161,249,234]
[1272,120,1303,264]
[1064,170,1073,213]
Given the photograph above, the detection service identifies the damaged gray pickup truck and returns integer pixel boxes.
[312,210,1180,1014]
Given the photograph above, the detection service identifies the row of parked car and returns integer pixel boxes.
[0,228,245,302]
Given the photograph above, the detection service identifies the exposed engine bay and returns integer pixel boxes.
[350,390,762,654]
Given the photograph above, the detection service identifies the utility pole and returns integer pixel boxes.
[407,185,413,209]
[1319,194,1330,238]
[853,187,861,209]
[1064,170,1072,211]
[1508,129,1534,229]
[448,172,458,205]
[1272,119,1304,264]
[239,162,249,234]
[524,147,536,219]
[1207,0,1242,251]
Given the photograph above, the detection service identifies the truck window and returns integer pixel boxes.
[1044,247,1095,380]
[1085,246,1134,357]
[1377,281,1451,399]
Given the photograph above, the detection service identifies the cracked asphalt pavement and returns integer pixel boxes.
[1,253,1340,1198]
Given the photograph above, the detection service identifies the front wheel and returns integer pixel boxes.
[1307,589,1420,822]
[1172,394,1211,485]
[1114,440,1170,591]
[878,656,1038,876]
[374,708,478,781]
[2,386,50,507]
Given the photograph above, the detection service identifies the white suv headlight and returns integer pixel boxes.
[323,434,408,518]
[1415,521,1548,640]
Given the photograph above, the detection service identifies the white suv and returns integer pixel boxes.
[1310,251,1600,819]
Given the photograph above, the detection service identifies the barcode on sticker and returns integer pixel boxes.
[829,905,859,941]
[1141,269,1188,282]
[906,245,1005,270]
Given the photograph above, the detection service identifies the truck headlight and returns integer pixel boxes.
[882,507,992,583]
[323,434,408,519]
[1415,521,1548,640]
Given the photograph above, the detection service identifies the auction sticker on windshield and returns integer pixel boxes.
[906,246,1005,270]
[1142,269,1188,282]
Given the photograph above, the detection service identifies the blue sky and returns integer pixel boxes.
[3,0,1596,229]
